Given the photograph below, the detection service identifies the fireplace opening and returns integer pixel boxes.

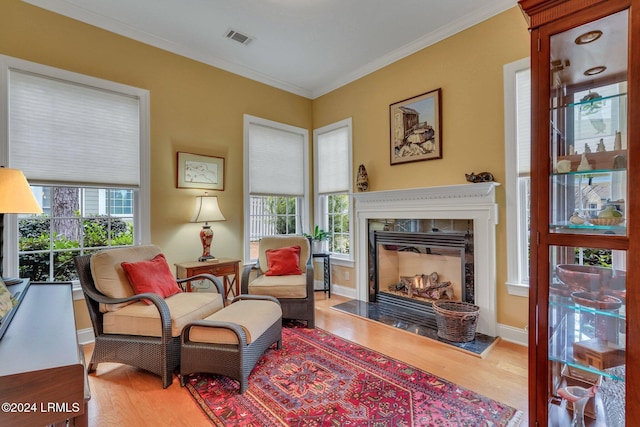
[369,219,474,312]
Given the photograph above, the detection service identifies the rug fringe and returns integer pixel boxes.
[507,410,524,427]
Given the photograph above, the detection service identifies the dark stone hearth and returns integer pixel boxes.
[332,299,497,356]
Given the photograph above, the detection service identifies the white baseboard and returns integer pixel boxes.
[331,284,357,299]
[495,323,528,347]
[77,327,95,345]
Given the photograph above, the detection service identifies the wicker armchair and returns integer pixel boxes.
[240,235,315,328]
[74,245,226,388]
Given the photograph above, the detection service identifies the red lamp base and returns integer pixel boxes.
[199,225,215,261]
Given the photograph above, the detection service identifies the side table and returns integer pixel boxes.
[312,252,331,298]
[175,259,240,299]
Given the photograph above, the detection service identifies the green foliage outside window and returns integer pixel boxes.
[264,196,298,235]
[577,248,612,268]
[328,194,350,255]
[18,215,133,281]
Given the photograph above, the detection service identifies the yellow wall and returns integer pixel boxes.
[1,1,530,331]
[313,7,530,328]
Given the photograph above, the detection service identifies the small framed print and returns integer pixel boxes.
[390,88,442,165]
[177,152,224,190]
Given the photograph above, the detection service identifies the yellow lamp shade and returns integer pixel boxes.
[0,168,42,214]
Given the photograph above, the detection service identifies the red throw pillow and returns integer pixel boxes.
[121,254,182,304]
[265,245,303,276]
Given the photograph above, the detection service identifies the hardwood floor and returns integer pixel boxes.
[82,294,528,426]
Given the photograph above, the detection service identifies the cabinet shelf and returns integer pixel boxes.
[550,298,626,320]
[551,92,627,111]
[548,355,626,383]
[549,312,626,382]
[551,167,626,176]
[551,222,626,232]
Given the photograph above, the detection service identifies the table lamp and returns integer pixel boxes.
[190,193,225,261]
[0,167,43,283]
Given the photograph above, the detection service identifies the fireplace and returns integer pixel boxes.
[353,183,499,336]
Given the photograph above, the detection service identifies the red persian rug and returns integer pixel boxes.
[185,327,523,426]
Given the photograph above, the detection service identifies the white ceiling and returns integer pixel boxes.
[23,0,517,99]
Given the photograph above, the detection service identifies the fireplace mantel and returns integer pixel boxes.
[353,182,500,336]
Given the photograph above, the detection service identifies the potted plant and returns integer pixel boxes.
[304,225,329,253]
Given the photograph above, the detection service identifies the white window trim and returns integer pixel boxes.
[243,114,310,262]
[504,57,530,298]
[0,55,151,280]
[313,118,354,264]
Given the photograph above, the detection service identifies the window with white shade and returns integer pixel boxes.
[243,114,310,261]
[504,58,531,296]
[313,118,353,261]
[0,55,150,281]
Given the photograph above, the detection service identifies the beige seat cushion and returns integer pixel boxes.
[103,292,224,337]
[248,274,307,299]
[91,245,163,312]
[187,299,282,345]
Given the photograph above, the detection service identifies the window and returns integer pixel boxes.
[108,189,134,216]
[19,186,136,281]
[244,115,309,261]
[504,58,530,297]
[0,55,150,281]
[313,118,353,261]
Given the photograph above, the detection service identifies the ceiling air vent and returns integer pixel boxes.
[225,29,253,45]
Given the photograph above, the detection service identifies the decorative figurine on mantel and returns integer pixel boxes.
[356,164,369,192]
[597,138,606,152]
[569,144,576,155]
[584,143,592,153]
[465,171,494,183]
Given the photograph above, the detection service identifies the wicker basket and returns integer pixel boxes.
[433,300,480,342]
[587,217,625,226]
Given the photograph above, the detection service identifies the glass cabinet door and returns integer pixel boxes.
[546,8,629,426]
[549,10,628,237]
[548,246,626,425]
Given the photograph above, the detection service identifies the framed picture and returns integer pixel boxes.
[177,152,224,190]
[389,88,442,165]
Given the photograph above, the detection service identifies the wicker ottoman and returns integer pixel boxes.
[179,295,282,393]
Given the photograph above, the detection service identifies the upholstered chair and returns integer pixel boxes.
[240,235,315,328]
[74,245,226,388]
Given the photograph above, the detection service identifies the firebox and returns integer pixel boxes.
[368,220,474,318]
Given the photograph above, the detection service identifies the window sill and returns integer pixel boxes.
[313,255,354,268]
[506,281,529,298]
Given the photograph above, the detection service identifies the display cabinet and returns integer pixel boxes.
[519,0,639,425]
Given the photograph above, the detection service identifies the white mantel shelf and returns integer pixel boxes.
[353,182,500,336]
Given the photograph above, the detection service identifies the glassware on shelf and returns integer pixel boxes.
[557,385,597,427]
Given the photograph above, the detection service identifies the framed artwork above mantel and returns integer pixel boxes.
[390,88,442,165]
[176,152,224,190]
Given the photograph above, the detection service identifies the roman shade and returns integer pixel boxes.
[248,122,305,196]
[8,69,140,187]
[316,125,349,195]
